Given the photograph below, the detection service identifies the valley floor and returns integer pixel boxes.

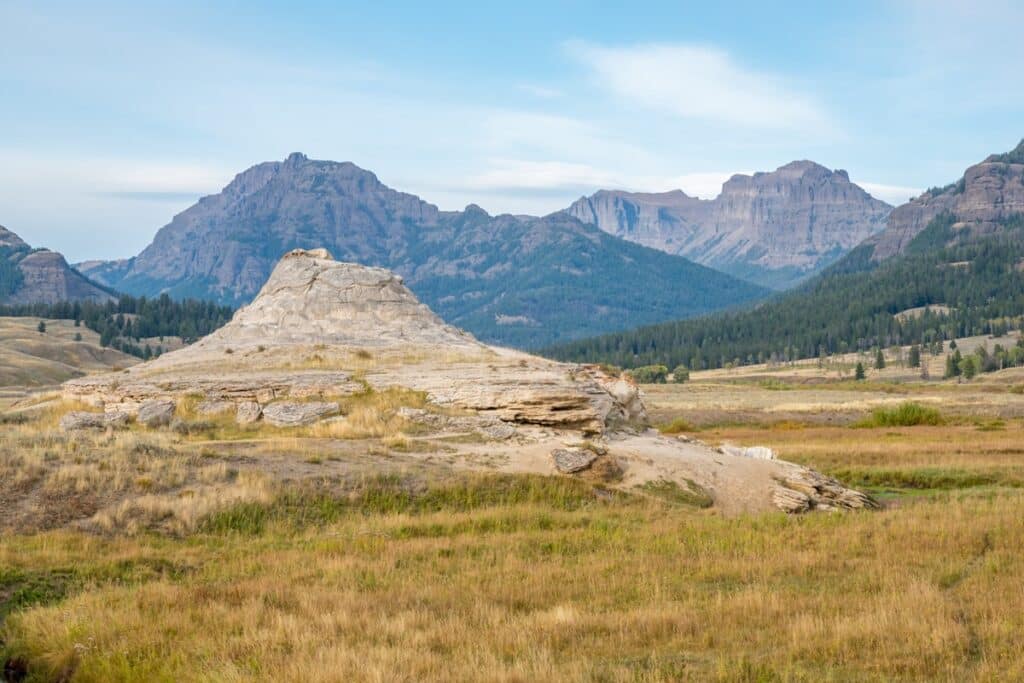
[4,355,1024,681]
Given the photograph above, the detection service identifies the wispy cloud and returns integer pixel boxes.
[464,159,741,201]
[566,41,833,132]
[859,182,923,206]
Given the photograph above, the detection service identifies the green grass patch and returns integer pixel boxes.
[658,417,698,434]
[199,474,631,536]
[828,466,1024,491]
[636,479,714,508]
[853,402,944,428]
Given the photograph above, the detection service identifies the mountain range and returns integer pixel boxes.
[546,139,1024,369]
[8,151,905,349]
[0,225,112,305]
[75,153,768,348]
[568,161,891,289]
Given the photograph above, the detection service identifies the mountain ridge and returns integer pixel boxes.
[0,225,114,305]
[78,153,768,348]
[567,161,892,289]
[545,139,1024,370]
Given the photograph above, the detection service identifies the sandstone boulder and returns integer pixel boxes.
[137,400,175,428]
[551,448,599,474]
[60,411,130,431]
[236,401,262,425]
[719,444,775,460]
[262,401,339,427]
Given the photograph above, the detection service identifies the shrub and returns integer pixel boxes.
[671,365,690,383]
[659,417,697,434]
[628,364,669,384]
[855,402,944,428]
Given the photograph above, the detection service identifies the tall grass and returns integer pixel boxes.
[854,401,944,427]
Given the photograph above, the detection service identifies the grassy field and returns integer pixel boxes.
[0,317,137,391]
[4,364,1024,680]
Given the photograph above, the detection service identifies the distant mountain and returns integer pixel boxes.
[858,140,1024,262]
[545,140,1024,370]
[78,153,767,348]
[567,161,892,289]
[0,225,113,305]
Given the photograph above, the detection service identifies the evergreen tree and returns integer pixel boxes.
[908,345,921,368]
[74,332,82,342]
[874,349,886,370]
[37,320,46,334]
[855,362,866,380]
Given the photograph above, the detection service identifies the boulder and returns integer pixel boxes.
[137,400,175,428]
[60,411,130,431]
[262,401,339,427]
[396,407,516,440]
[551,448,599,474]
[236,401,262,425]
[719,444,775,460]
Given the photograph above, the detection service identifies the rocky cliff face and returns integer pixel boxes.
[865,141,1024,260]
[0,225,113,305]
[567,161,892,289]
[79,153,768,348]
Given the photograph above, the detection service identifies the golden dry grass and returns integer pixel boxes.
[4,372,1024,680]
[2,484,1023,681]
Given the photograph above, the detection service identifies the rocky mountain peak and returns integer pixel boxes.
[0,225,113,305]
[0,224,29,250]
[867,139,1024,260]
[568,161,891,289]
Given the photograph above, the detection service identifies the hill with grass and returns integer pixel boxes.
[0,317,137,388]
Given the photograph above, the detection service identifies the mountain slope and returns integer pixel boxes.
[567,161,891,289]
[78,153,768,348]
[545,140,1024,369]
[861,140,1024,262]
[0,225,114,305]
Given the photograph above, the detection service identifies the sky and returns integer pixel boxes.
[2,1,1024,262]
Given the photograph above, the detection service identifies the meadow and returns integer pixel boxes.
[3,353,1024,681]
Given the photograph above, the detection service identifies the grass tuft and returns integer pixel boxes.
[854,402,944,428]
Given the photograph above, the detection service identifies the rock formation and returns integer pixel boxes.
[567,161,892,289]
[0,225,113,305]
[864,140,1024,261]
[75,153,767,348]
[63,248,874,515]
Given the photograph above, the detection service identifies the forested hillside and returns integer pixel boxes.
[544,214,1024,370]
[0,294,233,358]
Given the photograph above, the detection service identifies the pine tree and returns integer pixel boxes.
[74,332,82,342]
[37,320,46,334]
[874,349,886,370]
[855,362,866,380]
[908,345,921,368]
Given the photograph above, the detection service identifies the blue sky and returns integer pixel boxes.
[3,0,1024,262]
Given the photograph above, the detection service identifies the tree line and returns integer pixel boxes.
[543,214,1024,370]
[0,293,234,358]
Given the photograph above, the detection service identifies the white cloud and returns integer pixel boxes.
[859,182,922,206]
[566,41,832,132]
[464,159,741,200]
